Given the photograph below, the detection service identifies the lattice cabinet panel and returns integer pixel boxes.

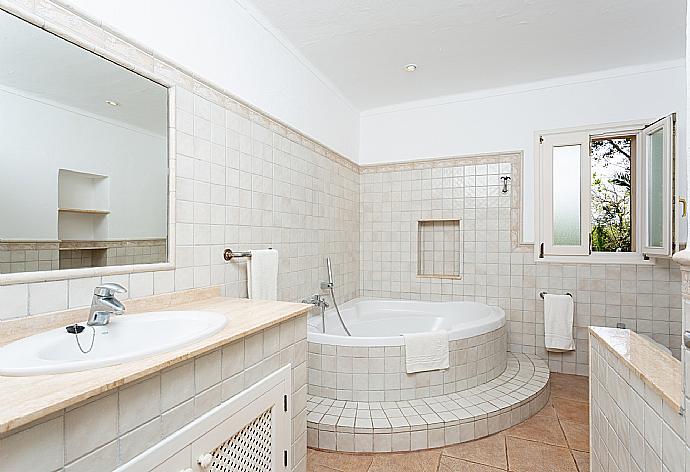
[207,409,273,472]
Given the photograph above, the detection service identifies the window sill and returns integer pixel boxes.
[534,253,657,265]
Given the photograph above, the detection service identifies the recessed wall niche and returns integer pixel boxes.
[417,219,462,279]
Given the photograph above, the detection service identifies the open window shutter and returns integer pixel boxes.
[540,132,591,256]
[640,114,675,256]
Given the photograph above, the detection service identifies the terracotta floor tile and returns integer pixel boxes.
[550,373,589,403]
[439,455,506,471]
[368,449,442,472]
[504,406,567,446]
[560,420,589,452]
[308,464,340,472]
[572,451,590,472]
[443,433,507,469]
[307,448,373,472]
[506,437,578,472]
[552,397,589,425]
[531,403,558,419]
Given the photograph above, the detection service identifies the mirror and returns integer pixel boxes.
[0,12,169,275]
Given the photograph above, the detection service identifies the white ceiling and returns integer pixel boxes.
[245,0,687,111]
[0,11,167,135]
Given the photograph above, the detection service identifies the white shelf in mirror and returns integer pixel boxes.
[58,208,110,215]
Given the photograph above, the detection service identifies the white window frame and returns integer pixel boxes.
[540,132,591,256]
[640,115,675,256]
[534,118,677,264]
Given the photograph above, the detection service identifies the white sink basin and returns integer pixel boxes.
[0,311,227,376]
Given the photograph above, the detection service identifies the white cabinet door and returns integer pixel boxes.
[116,364,292,472]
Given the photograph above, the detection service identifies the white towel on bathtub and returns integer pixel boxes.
[403,330,450,373]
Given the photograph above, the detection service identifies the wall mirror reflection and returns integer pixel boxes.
[0,11,169,275]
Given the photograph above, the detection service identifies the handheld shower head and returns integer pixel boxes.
[322,256,351,336]
[327,257,334,286]
[322,257,334,290]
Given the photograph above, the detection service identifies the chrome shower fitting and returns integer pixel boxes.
[302,294,329,333]
[321,257,351,336]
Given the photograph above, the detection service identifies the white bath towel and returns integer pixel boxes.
[247,249,279,300]
[544,294,575,351]
[403,330,450,374]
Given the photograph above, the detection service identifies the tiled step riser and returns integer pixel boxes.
[306,354,550,453]
[308,385,549,452]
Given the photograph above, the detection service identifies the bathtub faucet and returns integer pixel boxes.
[302,294,329,309]
[302,294,329,333]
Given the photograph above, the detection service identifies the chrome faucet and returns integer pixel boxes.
[87,283,127,326]
[302,294,329,310]
[302,294,329,333]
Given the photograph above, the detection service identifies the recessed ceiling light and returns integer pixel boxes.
[105,100,120,107]
[404,64,417,72]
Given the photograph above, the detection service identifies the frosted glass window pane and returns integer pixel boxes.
[553,144,581,246]
[647,129,664,247]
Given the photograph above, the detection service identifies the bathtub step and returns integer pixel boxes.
[306,353,550,453]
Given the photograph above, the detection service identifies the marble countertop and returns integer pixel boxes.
[0,293,310,434]
[589,326,682,412]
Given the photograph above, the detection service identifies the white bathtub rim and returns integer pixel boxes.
[307,297,506,347]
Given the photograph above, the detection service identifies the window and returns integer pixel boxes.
[590,135,635,253]
[535,115,677,262]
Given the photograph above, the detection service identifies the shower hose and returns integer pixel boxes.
[329,286,352,336]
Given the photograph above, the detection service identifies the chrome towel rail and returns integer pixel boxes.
[539,291,572,299]
[223,248,273,261]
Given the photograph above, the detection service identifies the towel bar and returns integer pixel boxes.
[539,291,572,299]
[223,248,273,261]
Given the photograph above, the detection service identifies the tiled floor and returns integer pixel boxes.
[307,372,589,472]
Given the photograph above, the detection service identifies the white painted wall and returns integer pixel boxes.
[359,62,687,242]
[61,0,360,161]
[0,89,167,240]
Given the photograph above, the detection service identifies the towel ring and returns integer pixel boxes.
[539,291,572,299]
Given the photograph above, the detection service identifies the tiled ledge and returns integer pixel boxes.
[589,326,682,412]
[306,353,550,452]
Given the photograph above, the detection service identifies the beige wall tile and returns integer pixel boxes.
[161,361,195,411]
[119,376,161,434]
[28,280,69,315]
[0,284,28,319]
[64,393,118,463]
[0,417,63,470]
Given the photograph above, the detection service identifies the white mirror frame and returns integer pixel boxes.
[0,6,176,286]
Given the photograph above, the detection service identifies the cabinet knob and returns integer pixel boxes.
[684,330,690,349]
[197,453,213,468]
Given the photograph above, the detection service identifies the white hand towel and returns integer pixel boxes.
[544,294,575,351]
[403,330,450,374]
[247,249,279,300]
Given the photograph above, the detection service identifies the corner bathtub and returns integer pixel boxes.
[306,298,508,402]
